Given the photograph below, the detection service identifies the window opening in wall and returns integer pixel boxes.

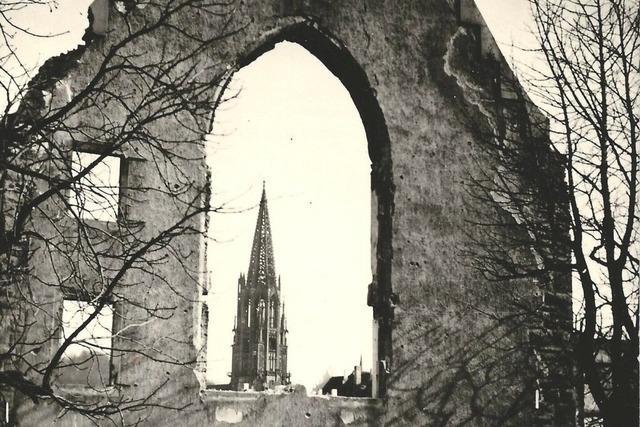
[68,151,121,222]
[269,301,276,328]
[206,41,374,397]
[0,399,8,426]
[57,299,114,387]
[247,300,251,328]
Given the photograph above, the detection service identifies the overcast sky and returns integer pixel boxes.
[6,0,537,393]
[205,42,372,390]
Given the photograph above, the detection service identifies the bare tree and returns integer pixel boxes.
[462,0,638,425]
[0,1,241,423]
[531,1,638,425]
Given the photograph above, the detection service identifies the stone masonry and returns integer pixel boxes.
[10,0,575,425]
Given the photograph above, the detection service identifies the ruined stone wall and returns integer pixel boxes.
[13,0,574,425]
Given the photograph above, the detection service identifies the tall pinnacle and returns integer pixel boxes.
[246,183,276,290]
[231,182,289,390]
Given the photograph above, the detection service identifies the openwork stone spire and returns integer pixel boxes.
[246,182,277,291]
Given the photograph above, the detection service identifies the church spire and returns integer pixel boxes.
[246,182,277,290]
[231,183,289,390]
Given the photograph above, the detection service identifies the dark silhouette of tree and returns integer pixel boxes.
[464,1,637,425]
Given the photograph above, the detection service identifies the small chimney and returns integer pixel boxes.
[354,365,362,385]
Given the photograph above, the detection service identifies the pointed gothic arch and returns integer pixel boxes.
[210,21,395,398]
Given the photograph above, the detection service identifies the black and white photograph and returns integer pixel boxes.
[0,0,637,426]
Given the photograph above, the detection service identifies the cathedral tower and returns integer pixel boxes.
[230,184,289,390]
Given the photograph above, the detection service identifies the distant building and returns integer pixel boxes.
[322,358,371,398]
[230,184,290,391]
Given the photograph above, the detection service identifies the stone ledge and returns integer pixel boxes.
[311,394,384,409]
[201,389,263,402]
[201,389,384,425]
[201,388,383,408]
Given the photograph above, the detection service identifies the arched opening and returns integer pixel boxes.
[206,24,393,398]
